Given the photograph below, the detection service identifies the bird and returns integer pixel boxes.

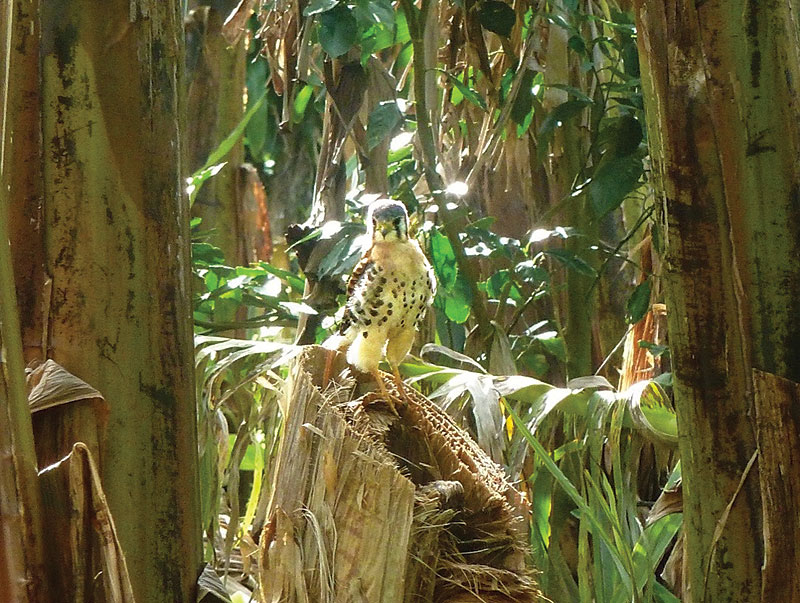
[324,199,436,410]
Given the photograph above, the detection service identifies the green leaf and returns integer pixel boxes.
[603,114,643,156]
[568,34,586,54]
[366,101,403,150]
[625,380,677,443]
[202,89,268,170]
[429,230,458,290]
[354,0,394,26]
[635,381,677,441]
[444,274,473,323]
[515,260,549,284]
[316,224,366,278]
[510,69,536,125]
[544,248,597,277]
[192,242,226,265]
[394,8,410,44]
[319,5,358,58]
[654,582,681,603]
[537,99,591,159]
[505,404,631,581]
[632,513,682,593]
[639,340,669,358]
[625,279,651,324]
[256,262,306,293]
[535,331,567,362]
[245,59,269,158]
[292,84,314,123]
[484,270,522,302]
[360,22,395,56]
[590,153,644,217]
[478,1,516,37]
[654,372,673,387]
[187,162,227,206]
[539,99,591,138]
[304,0,339,15]
[437,69,488,111]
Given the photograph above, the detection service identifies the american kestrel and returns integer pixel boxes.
[326,199,436,407]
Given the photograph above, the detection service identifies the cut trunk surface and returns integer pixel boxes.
[259,346,541,602]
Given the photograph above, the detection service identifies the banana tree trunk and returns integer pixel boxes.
[635,1,800,600]
[6,0,203,600]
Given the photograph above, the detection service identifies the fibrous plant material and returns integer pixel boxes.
[259,346,543,602]
[38,442,136,603]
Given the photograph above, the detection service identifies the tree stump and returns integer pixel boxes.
[259,346,542,602]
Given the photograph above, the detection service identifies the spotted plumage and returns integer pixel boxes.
[327,199,436,400]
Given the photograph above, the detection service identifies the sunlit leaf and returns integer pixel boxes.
[484,270,522,302]
[353,0,394,26]
[443,274,473,323]
[625,380,677,443]
[515,260,549,284]
[505,404,630,583]
[187,162,227,206]
[533,330,567,362]
[316,224,367,278]
[420,343,487,373]
[292,84,314,123]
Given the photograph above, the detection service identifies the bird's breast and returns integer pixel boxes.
[359,241,434,333]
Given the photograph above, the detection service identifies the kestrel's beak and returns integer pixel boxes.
[377,220,395,237]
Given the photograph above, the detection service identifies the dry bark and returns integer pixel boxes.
[259,346,541,602]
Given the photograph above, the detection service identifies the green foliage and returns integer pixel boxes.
[192,221,307,333]
[403,358,680,602]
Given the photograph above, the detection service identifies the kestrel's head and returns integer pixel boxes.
[366,199,409,242]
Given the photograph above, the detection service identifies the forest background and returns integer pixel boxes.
[1,0,799,602]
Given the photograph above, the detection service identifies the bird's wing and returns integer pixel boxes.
[338,251,374,335]
[412,239,437,301]
[425,256,437,299]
